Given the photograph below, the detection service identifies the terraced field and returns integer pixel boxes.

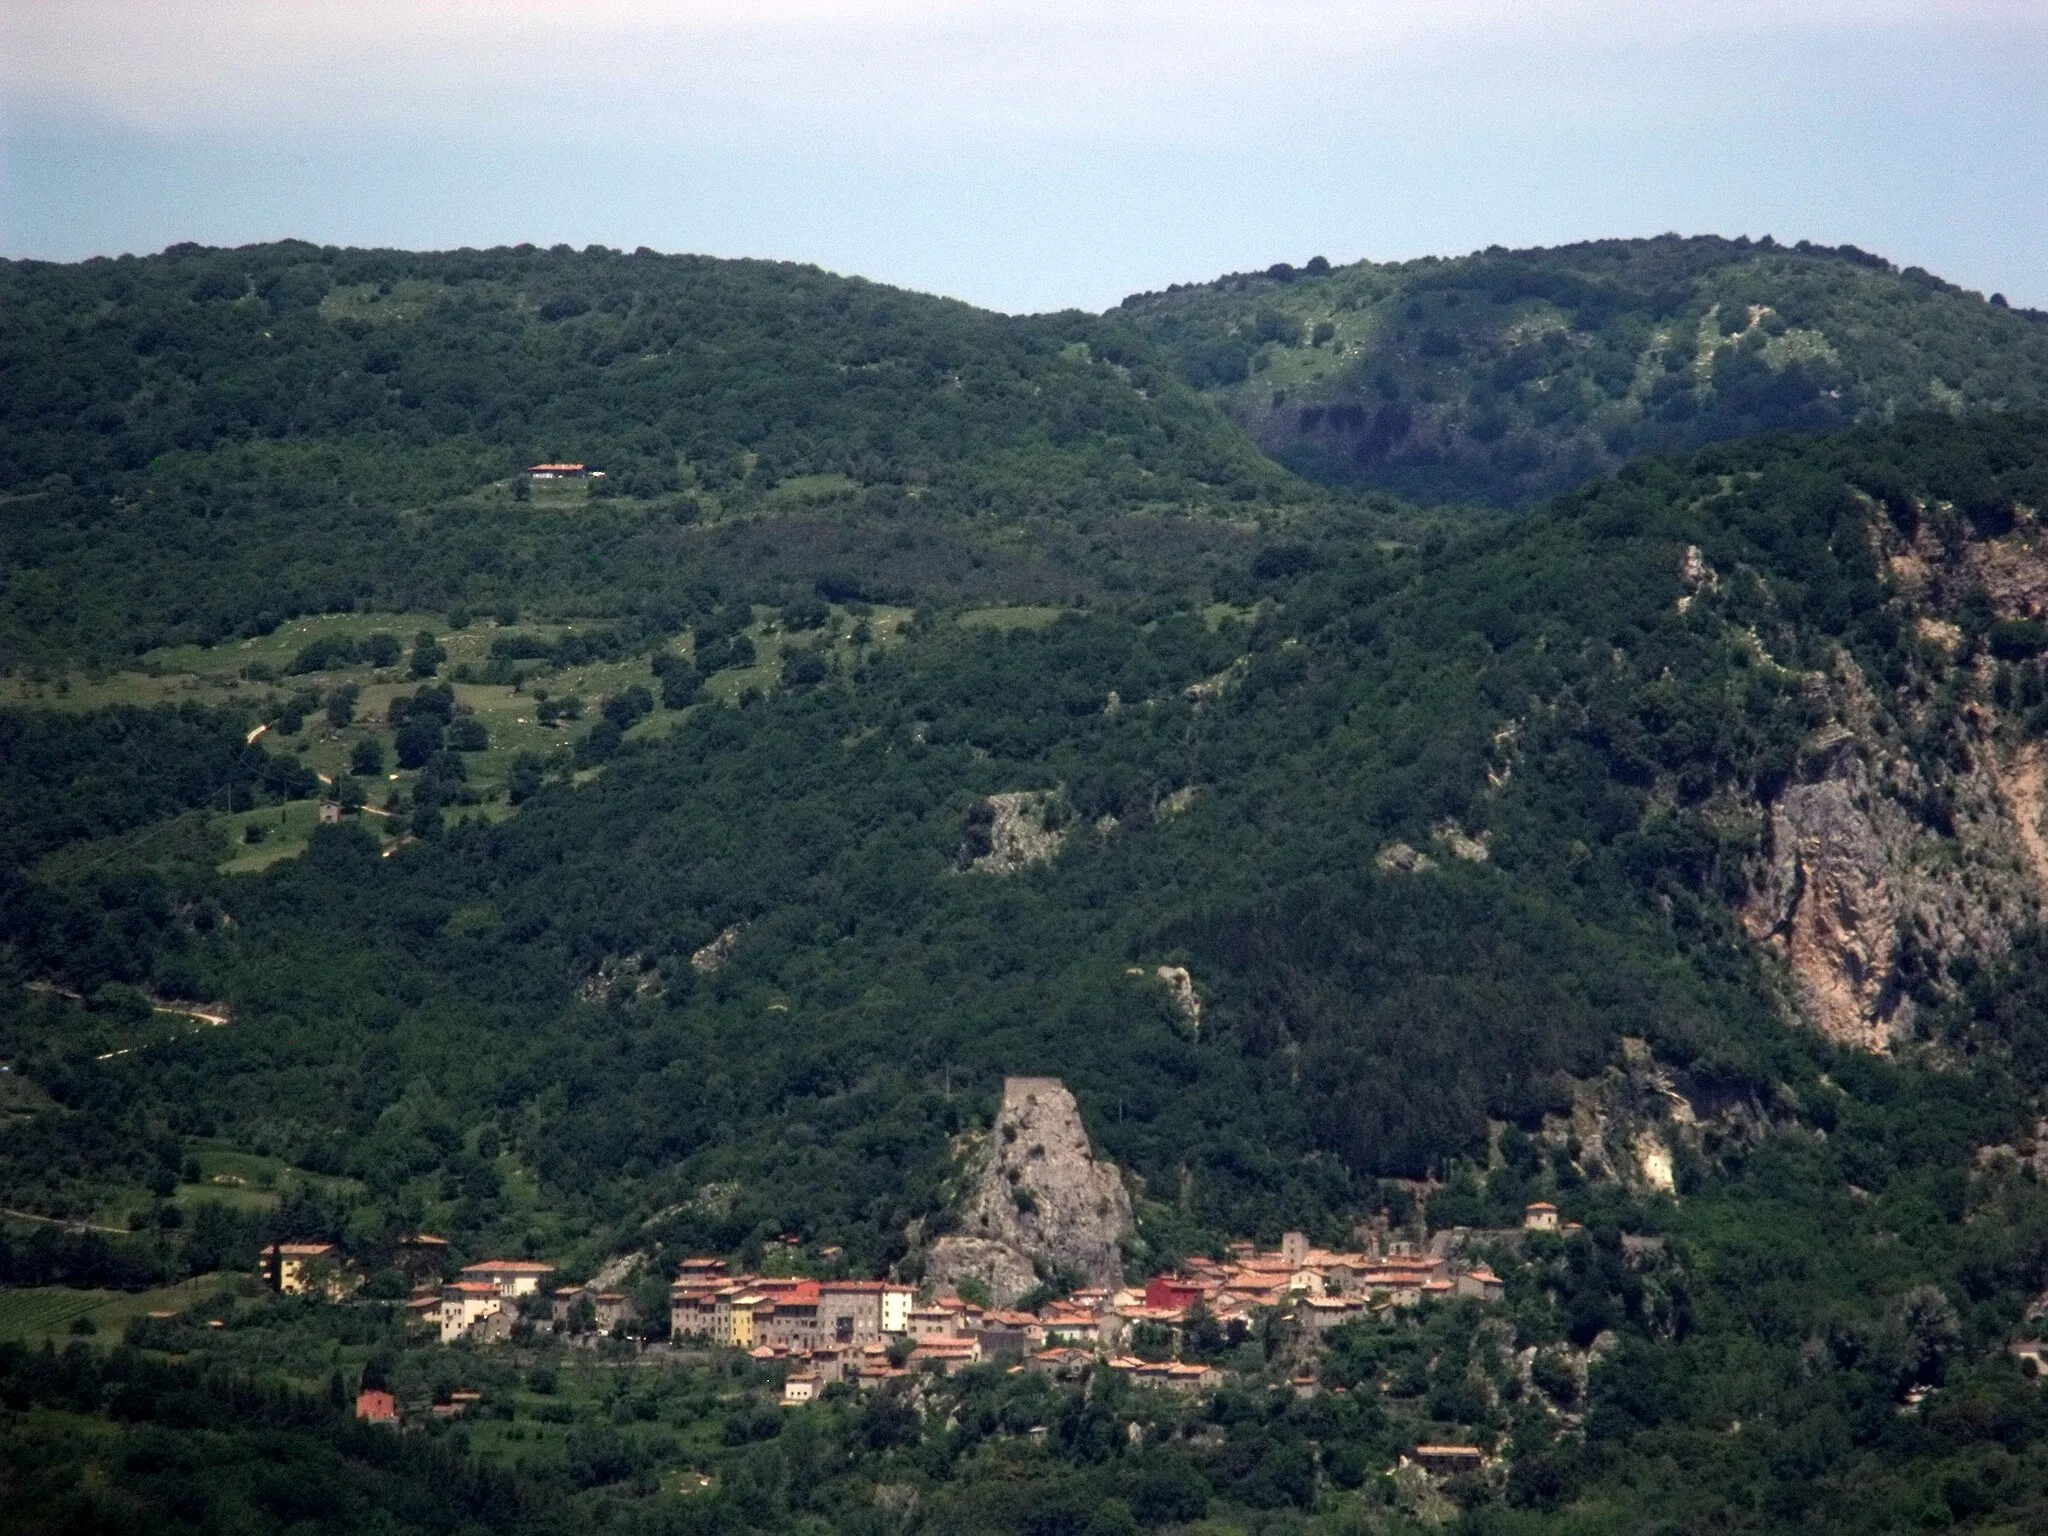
[0,1278,236,1345]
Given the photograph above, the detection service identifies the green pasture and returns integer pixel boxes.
[0,1276,233,1346]
[318,280,449,325]
[181,1140,361,1199]
[163,1142,363,1218]
[148,609,460,685]
[218,798,393,874]
[9,601,919,876]
[955,604,1067,631]
[24,1139,369,1227]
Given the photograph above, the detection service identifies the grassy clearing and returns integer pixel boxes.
[180,1140,361,1200]
[28,1141,366,1228]
[522,478,595,512]
[763,472,859,504]
[0,1276,234,1346]
[317,280,448,325]
[0,1069,58,1123]
[0,1288,105,1340]
[171,1181,277,1215]
[956,604,1068,631]
[11,601,922,873]
[218,799,393,874]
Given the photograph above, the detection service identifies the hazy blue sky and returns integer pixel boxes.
[4,2,2044,312]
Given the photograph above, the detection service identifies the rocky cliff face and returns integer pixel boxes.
[1542,1038,1770,1196]
[925,1077,1133,1305]
[1734,505,2048,1052]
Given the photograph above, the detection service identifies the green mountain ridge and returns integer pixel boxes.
[1119,234,2048,507]
[7,238,2048,1533]
[0,240,1313,665]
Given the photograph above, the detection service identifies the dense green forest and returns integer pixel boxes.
[1120,235,2048,506]
[8,239,2048,1531]
[0,241,1313,664]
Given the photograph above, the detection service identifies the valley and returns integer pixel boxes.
[4,238,2048,1533]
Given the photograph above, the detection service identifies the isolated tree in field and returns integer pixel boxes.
[409,632,445,679]
[395,717,442,769]
[507,752,545,804]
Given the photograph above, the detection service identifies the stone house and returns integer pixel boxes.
[1297,1295,1367,1334]
[749,1282,827,1352]
[1454,1266,1505,1302]
[440,1280,502,1344]
[909,1336,982,1375]
[817,1281,884,1345]
[781,1371,820,1406]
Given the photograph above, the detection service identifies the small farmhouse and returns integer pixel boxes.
[261,1242,350,1297]
[355,1389,399,1425]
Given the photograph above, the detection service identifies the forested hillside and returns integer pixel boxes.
[8,238,2048,1532]
[1120,235,2048,506]
[0,242,1307,663]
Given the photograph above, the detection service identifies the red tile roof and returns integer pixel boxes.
[461,1258,556,1273]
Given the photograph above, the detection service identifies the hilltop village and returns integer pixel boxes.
[661,1222,1514,1405]
[250,1078,1545,1425]
[269,1209,1539,1424]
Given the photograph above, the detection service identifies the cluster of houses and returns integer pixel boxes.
[1142,1226,1506,1342]
[300,1205,1565,1420]
[664,1263,1230,1403]
[666,1217,1524,1406]
[433,1257,561,1343]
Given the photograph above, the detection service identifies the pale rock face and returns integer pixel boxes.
[961,791,1069,874]
[1631,1130,1676,1196]
[1375,841,1436,874]
[1740,646,2045,1053]
[1677,544,1720,612]
[1431,822,1490,862]
[1748,776,1905,1052]
[690,926,741,973]
[920,1236,1039,1307]
[1542,1036,1760,1199]
[925,1077,1133,1305]
[1966,523,2048,619]
[1155,966,1201,1031]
